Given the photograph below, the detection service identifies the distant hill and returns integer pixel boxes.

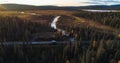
[80,5,120,10]
[0,4,120,11]
[0,4,75,11]
[0,5,6,11]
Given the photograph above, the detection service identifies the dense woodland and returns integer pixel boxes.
[0,15,117,41]
[74,12,120,29]
[0,40,119,63]
[0,12,119,63]
[0,16,55,41]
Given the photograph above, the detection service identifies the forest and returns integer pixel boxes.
[0,11,119,63]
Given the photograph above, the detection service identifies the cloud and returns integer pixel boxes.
[1,0,120,6]
[58,2,90,6]
[82,2,103,4]
[82,0,120,5]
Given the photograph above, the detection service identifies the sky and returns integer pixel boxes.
[0,0,120,6]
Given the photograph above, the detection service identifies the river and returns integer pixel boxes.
[82,9,118,12]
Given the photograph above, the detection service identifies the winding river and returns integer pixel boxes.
[0,15,76,45]
[51,16,75,45]
[51,16,68,36]
[51,16,61,29]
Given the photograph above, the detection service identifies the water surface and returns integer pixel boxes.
[82,9,118,12]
